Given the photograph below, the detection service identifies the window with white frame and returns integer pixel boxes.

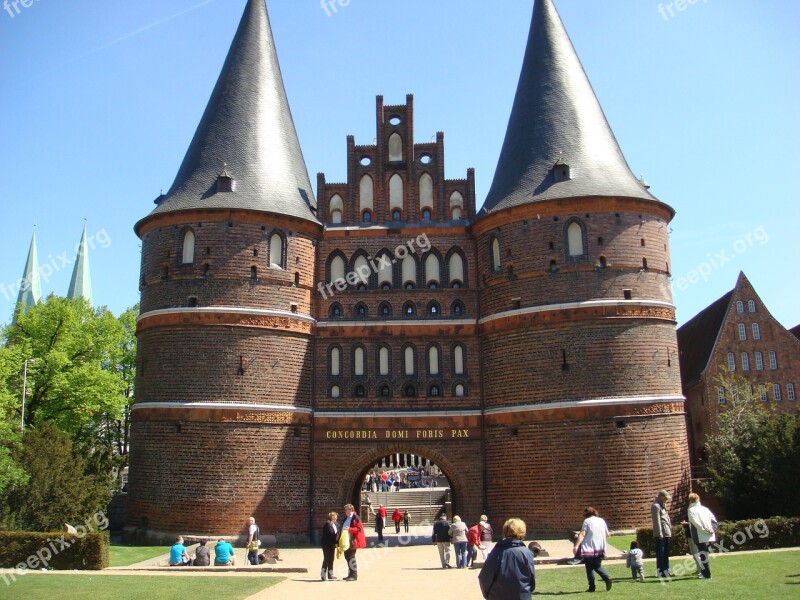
[741,352,750,371]
[181,230,195,264]
[788,383,796,401]
[717,387,726,404]
[727,352,736,371]
[769,351,778,370]
[738,323,746,341]
[748,300,756,313]
[773,383,782,402]
[760,384,768,402]
[732,387,740,402]
[751,323,761,340]
[736,300,744,313]
[755,351,764,371]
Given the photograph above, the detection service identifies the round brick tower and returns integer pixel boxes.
[128,0,321,543]
[475,0,689,534]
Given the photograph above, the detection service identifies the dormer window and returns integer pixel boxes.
[553,162,570,183]
[216,166,235,193]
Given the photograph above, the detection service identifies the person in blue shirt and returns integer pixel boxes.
[169,535,191,566]
[214,538,237,566]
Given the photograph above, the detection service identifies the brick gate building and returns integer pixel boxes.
[128,0,690,543]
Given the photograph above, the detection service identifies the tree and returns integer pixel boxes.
[0,345,28,499]
[0,423,115,531]
[702,369,800,519]
[1,296,128,439]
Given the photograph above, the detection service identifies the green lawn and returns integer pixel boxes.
[109,545,169,567]
[535,550,800,598]
[608,534,636,553]
[1,575,282,599]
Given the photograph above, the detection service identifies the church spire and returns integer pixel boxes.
[67,225,93,307]
[482,0,663,215]
[15,231,43,318]
[143,0,318,226]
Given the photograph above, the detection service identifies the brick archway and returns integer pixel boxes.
[339,443,468,515]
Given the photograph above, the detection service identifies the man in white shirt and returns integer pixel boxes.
[246,516,260,566]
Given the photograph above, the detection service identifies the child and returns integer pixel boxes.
[626,541,645,582]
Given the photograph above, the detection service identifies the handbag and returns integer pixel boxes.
[248,527,261,552]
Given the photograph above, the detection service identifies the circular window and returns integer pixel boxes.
[360,156,372,166]
[389,116,402,126]
[420,154,432,165]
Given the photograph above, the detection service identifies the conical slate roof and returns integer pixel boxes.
[145,0,318,225]
[482,0,662,215]
[67,226,93,307]
[15,232,42,319]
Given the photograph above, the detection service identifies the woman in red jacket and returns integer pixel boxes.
[392,508,403,534]
[340,504,366,581]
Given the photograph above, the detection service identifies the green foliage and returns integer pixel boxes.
[0,424,115,532]
[0,531,109,570]
[0,347,28,498]
[637,517,800,557]
[702,370,800,519]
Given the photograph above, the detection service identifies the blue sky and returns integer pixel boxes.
[0,0,798,329]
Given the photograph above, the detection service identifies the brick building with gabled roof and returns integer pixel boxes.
[677,272,800,467]
[127,0,691,543]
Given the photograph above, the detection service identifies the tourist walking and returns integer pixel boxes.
[246,516,261,566]
[478,518,535,599]
[651,490,673,578]
[467,522,481,567]
[432,514,453,568]
[371,504,387,543]
[687,492,717,580]
[392,508,403,533]
[449,515,469,568]
[320,511,339,581]
[403,509,411,533]
[573,507,612,592]
[626,541,645,582]
[479,514,493,559]
[340,504,366,581]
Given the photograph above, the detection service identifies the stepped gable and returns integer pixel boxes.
[144,0,318,226]
[482,0,663,215]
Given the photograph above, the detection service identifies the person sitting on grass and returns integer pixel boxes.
[214,538,236,566]
[169,535,191,566]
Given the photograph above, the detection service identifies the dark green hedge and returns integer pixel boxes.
[0,531,109,570]
[636,517,800,557]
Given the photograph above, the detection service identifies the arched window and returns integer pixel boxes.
[353,255,370,287]
[454,383,466,398]
[748,300,756,313]
[425,254,440,287]
[354,347,365,377]
[330,385,341,399]
[390,174,404,213]
[379,302,392,318]
[429,384,441,397]
[330,254,346,285]
[181,230,195,264]
[388,133,403,162]
[392,209,402,222]
[330,303,343,319]
[330,347,341,377]
[377,252,393,289]
[362,210,372,223]
[402,255,416,288]
[354,384,366,398]
[453,345,465,375]
[450,191,464,220]
[451,301,465,318]
[427,301,441,317]
[403,302,416,318]
[359,175,374,217]
[422,209,432,221]
[419,173,434,213]
[428,346,440,376]
[379,347,390,376]
[379,384,391,398]
[269,233,284,269]
[736,300,744,313]
[404,384,417,398]
[448,252,465,287]
[404,346,415,376]
[491,237,501,272]
[355,303,368,319]
[567,221,584,257]
[330,194,343,224]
